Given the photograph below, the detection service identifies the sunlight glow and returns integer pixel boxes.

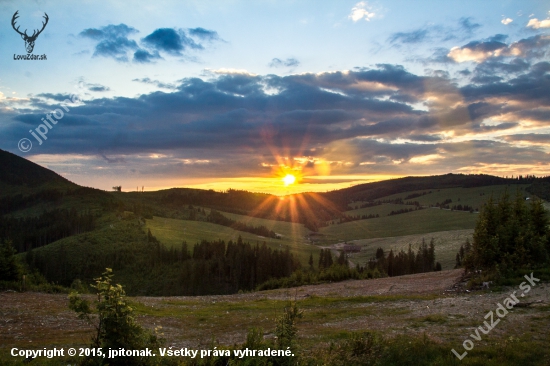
[283,174,296,186]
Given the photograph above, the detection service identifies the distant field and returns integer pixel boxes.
[333,229,474,270]
[355,184,530,210]
[318,208,478,245]
[219,210,310,242]
[145,216,318,266]
[343,203,416,218]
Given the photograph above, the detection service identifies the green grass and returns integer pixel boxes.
[366,184,530,210]
[343,203,416,218]
[145,216,318,266]
[342,229,473,270]
[217,210,310,241]
[319,208,478,244]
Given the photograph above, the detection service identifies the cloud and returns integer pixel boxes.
[501,18,513,25]
[389,18,481,47]
[268,58,300,68]
[35,93,77,102]
[79,24,222,63]
[132,78,177,90]
[503,134,550,143]
[408,134,443,142]
[447,38,508,63]
[79,24,139,62]
[389,29,429,44]
[101,153,126,163]
[445,34,550,64]
[133,49,161,63]
[458,17,482,37]
[527,17,550,29]
[141,28,201,55]
[3,56,550,181]
[349,2,375,22]
[203,68,257,76]
[80,82,110,92]
[188,27,221,41]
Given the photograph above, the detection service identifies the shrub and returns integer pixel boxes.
[69,268,163,366]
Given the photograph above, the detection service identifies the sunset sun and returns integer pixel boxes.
[282,174,296,186]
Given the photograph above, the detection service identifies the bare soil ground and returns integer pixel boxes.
[1,269,549,351]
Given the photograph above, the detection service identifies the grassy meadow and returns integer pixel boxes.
[318,208,478,245]
[343,202,417,218]
[357,184,530,210]
[342,229,474,270]
[145,215,318,266]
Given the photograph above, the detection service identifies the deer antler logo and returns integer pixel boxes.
[12,11,49,54]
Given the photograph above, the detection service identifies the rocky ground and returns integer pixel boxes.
[1,269,549,351]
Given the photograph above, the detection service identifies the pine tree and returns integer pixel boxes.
[455,253,462,269]
[387,250,395,277]
[0,240,19,282]
[428,239,436,271]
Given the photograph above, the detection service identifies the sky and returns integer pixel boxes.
[0,0,549,195]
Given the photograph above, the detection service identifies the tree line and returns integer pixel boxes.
[0,208,96,252]
[457,191,549,274]
[207,209,279,239]
[367,239,441,277]
[25,227,299,296]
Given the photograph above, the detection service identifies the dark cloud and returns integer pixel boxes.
[142,28,201,55]
[389,17,481,47]
[133,49,161,63]
[269,58,300,68]
[474,58,530,77]
[503,134,550,143]
[85,83,110,92]
[458,17,482,36]
[511,35,550,59]
[446,34,550,65]
[35,93,75,102]
[389,29,429,44]
[487,34,508,43]
[188,27,221,41]
[79,24,139,62]
[408,134,442,142]
[100,153,126,163]
[3,55,549,180]
[132,78,176,89]
[467,102,504,121]
[475,122,519,132]
[461,39,507,53]
[79,24,222,63]
[461,61,550,105]
[80,24,137,40]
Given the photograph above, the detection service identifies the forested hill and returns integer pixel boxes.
[323,173,539,205]
[0,149,75,189]
[1,148,547,227]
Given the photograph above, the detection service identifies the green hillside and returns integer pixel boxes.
[217,210,310,241]
[342,229,474,270]
[318,208,478,244]
[344,203,415,217]
[145,215,317,266]
[372,184,530,210]
[2,148,548,297]
[0,149,76,196]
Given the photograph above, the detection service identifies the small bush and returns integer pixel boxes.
[69,268,163,366]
